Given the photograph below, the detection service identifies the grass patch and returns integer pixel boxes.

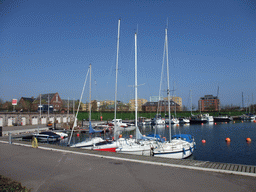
[0,175,31,192]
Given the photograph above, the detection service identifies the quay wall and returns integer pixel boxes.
[0,112,75,127]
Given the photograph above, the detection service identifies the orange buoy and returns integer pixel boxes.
[246,138,251,142]
[225,137,231,142]
[61,136,64,139]
[214,123,217,125]
[225,122,227,124]
[242,121,243,123]
[253,120,256,123]
[177,124,179,126]
[76,133,80,137]
[233,121,235,123]
[201,123,203,125]
[119,134,122,138]
[202,139,206,144]
[129,135,133,138]
[166,125,169,128]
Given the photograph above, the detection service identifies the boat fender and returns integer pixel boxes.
[183,148,186,155]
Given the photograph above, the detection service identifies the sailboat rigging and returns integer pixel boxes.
[152,27,196,159]
[69,64,109,149]
[115,32,157,156]
[68,66,90,146]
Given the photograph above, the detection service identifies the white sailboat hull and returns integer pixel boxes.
[171,118,179,124]
[155,118,165,125]
[153,140,195,159]
[116,145,152,156]
[70,137,105,149]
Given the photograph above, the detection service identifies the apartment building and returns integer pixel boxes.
[199,95,220,111]
[129,98,148,111]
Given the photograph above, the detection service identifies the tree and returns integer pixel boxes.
[91,100,98,111]
[74,100,82,111]
[192,104,196,112]
[182,105,188,111]
[207,104,216,112]
[0,98,4,110]
[100,103,108,111]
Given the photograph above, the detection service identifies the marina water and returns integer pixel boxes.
[61,121,256,166]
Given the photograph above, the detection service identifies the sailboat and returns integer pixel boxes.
[69,64,116,150]
[74,19,125,152]
[115,32,157,156]
[213,87,232,122]
[152,27,196,159]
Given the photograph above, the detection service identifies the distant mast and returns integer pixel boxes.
[68,97,69,115]
[190,90,192,116]
[73,99,75,116]
[242,92,244,109]
[165,28,171,134]
[48,94,49,118]
[89,64,92,122]
[40,94,41,122]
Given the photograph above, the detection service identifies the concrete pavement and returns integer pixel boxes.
[0,141,256,192]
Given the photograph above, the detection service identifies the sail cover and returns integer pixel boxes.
[172,134,193,143]
[89,122,102,134]
[136,126,161,141]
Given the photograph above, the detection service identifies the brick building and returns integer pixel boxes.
[33,93,63,112]
[198,95,220,112]
[142,100,181,112]
[163,96,182,107]
[19,97,35,111]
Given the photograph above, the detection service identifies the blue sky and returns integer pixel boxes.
[0,0,255,108]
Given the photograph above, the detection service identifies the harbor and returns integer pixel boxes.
[2,119,256,166]
[1,120,256,191]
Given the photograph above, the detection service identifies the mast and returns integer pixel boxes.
[165,28,171,138]
[158,36,166,116]
[73,99,75,116]
[135,32,138,139]
[252,93,254,114]
[242,92,244,109]
[190,90,192,116]
[114,19,121,140]
[248,95,250,114]
[48,94,49,119]
[39,94,41,123]
[68,97,69,116]
[68,66,90,145]
[89,64,92,122]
